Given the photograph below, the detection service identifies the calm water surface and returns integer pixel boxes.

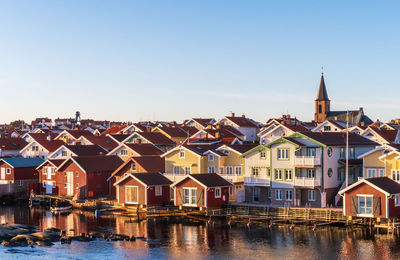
[0,206,399,260]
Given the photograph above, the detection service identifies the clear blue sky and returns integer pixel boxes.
[0,1,399,124]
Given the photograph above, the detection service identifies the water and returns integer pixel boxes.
[0,206,399,260]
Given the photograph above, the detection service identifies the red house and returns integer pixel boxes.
[36,159,65,194]
[114,172,172,206]
[0,157,44,196]
[56,155,123,199]
[339,177,400,219]
[172,173,232,208]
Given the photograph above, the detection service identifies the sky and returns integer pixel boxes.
[0,1,399,124]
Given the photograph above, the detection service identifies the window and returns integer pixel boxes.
[368,168,377,178]
[120,149,128,156]
[208,166,215,173]
[61,151,68,157]
[215,188,221,198]
[379,169,385,177]
[307,169,315,178]
[395,195,400,207]
[324,126,331,131]
[277,148,289,160]
[51,167,55,175]
[64,183,67,188]
[349,148,355,159]
[131,162,136,171]
[75,172,79,177]
[268,189,271,199]
[179,151,185,159]
[306,148,316,156]
[327,168,333,178]
[155,186,162,196]
[229,186,233,196]
[75,183,79,189]
[267,168,271,177]
[184,167,191,175]
[235,167,242,176]
[275,189,283,200]
[220,168,224,174]
[260,151,266,159]
[284,169,292,180]
[275,169,283,180]
[318,104,322,113]
[183,188,197,205]
[251,168,259,177]
[392,170,400,181]
[308,190,316,201]
[173,166,180,174]
[226,166,233,175]
[285,190,293,201]
[340,148,345,159]
[358,195,373,215]
[6,168,11,174]
[208,154,214,162]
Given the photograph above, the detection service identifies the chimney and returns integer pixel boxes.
[231,112,235,117]
[47,134,51,141]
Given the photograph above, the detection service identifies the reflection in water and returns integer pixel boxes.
[0,206,400,259]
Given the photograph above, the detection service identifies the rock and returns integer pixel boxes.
[129,235,136,241]
[10,234,36,245]
[35,240,54,246]
[44,227,61,233]
[60,236,72,244]
[1,241,11,247]
[31,232,60,242]
[88,231,102,238]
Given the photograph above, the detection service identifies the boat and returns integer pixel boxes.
[50,205,72,212]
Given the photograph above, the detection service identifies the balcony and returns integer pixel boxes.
[294,156,321,167]
[219,174,243,183]
[244,176,270,186]
[294,177,321,187]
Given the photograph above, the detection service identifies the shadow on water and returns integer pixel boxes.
[0,206,400,259]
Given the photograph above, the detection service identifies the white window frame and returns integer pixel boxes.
[307,168,316,178]
[6,168,11,174]
[61,151,68,157]
[208,166,215,173]
[395,194,400,207]
[120,149,128,156]
[308,190,316,201]
[125,185,139,204]
[184,167,191,175]
[379,169,385,177]
[155,186,162,196]
[208,154,214,162]
[277,148,289,160]
[275,189,282,200]
[179,151,185,159]
[367,168,377,178]
[215,187,221,198]
[183,187,197,206]
[275,169,283,180]
[173,166,180,175]
[357,194,373,217]
[226,166,233,175]
[235,167,242,176]
[131,162,136,171]
[285,190,293,201]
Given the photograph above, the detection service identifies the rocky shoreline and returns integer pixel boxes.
[0,224,137,247]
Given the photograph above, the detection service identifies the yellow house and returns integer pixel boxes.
[151,126,189,145]
[359,144,400,179]
[161,144,222,182]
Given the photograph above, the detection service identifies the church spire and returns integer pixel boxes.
[316,72,329,101]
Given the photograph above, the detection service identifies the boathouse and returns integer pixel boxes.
[338,177,400,219]
[36,159,65,194]
[114,172,172,206]
[56,155,123,198]
[172,173,232,208]
[0,157,44,196]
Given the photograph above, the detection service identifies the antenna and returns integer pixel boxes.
[321,66,324,75]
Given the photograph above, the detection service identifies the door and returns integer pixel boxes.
[46,167,52,180]
[125,186,139,204]
[253,187,260,203]
[183,188,197,206]
[67,171,74,196]
[45,181,53,194]
[1,168,5,180]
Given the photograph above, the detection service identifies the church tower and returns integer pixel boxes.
[314,72,330,123]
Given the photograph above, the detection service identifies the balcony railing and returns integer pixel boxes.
[219,174,243,183]
[294,156,321,166]
[294,177,321,187]
[244,176,270,186]
[163,173,187,182]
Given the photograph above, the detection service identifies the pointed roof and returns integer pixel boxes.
[316,73,329,101]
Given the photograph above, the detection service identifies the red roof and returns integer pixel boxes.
[28,133,59,141]
[81,135,119,151]
[137,132,176,146]
[125,143,163,156]
[70,155,123,173]
[0,138,28,151]
[225,116,258,127]
[36,139,65,152]
[369,127,398,143]
[102,125,127,135]
[64,130,93,139]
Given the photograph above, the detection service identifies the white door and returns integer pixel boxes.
[46,167,52,180]
[67,172,74,196]
[45,181,53,194]
[1,168,5,180]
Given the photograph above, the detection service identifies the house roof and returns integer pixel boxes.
[102,125,127,135]
[367,127,398,143]
[63,130,93,139]
[283,123,311,132]
[132,156,165,172]
[70,155,123,172]
[136,132,176,146]
[109,134,131,142]
[28,133,59,141]
[2,157,44,168]
[316,73,329,101]
[80,135,119,151]
[299,132,378,146]
[125,143,163,156]
[224,116,258,127]
[190,118,215,128]
[339,177,400,195]
[35,139,65,152]
[36,159,66,170]
[154,126,190,138]
[64,145,107,156]
[326,109,373,125]
[186,173,232,188]
[114,172,172,186]
[0,138,28,151]
[224,144,259,154]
